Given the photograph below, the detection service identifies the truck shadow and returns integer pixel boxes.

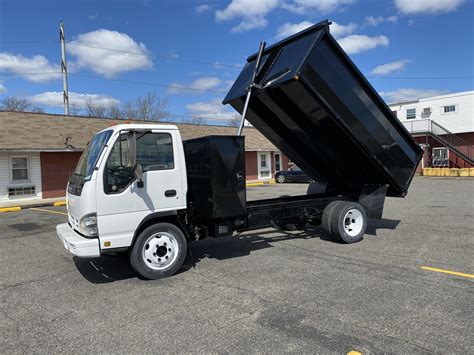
[72,218,400,284]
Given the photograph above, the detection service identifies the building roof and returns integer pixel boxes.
[0,111,279,152]
[387,90,474,107]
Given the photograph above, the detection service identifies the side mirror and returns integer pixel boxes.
[126,132,137,168]
[133,162,143,180]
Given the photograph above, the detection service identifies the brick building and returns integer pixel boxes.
[0,111,290,203]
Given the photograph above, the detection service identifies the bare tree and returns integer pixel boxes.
[81,92,169,121]
[187,116,204,125]
[134,92,169,121]
[69,103,82,116]
[84,97,108,118]
[0,96,44,113]
[107,103,122,119]
[227,115,242,127]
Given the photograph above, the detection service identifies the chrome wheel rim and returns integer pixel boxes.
[142,232,179,270]
[343,209,363,237]
[278,175,285,183]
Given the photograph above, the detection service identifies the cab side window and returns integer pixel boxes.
[105,132,174,194]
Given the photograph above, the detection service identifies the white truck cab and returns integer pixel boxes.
[57,124,189,277]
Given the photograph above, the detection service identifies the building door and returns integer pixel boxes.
[257,151,271,180]
[274,152,281,173]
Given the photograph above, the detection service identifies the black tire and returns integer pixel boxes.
[330,202,367,244]
[277,175,286,183]
[321,201,343,235]
[130,222,187,280]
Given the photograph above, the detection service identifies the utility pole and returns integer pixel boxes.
[60,20,70,115]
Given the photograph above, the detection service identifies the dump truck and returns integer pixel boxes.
[57,20,422,279]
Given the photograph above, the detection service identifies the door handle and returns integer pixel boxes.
[165,190,177,197]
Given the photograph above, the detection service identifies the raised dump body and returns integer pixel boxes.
[223,20,422,197]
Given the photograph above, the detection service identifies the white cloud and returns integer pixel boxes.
[168,76,223,94]
[275,21,313,39]
[386,15,398,23]
[196,4,211,13]
[0,53,60,83]
[215,0,356,32]
[215,0,278,32]
[186,98,239,121]
[88,12,98,21]
[337,35,389,54]
[275,20,355,40]
[0,83,6,94]
[29,91,120,108]
[282,0,355,14]
[231,17,269,32]
[216,0,278,21]
[380,88,449,103]
[394,0,465,14]
[68,29,152,78]
[364,15,398,26]
[365,16,384,26]
[370,59,410,75]
[330,21,357,39]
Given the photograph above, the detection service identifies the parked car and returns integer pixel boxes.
[275,165,311,183]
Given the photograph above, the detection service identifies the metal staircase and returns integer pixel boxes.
[402,119,473,166]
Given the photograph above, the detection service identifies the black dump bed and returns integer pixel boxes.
[223,20,422,197]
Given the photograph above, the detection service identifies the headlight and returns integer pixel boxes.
[79,213,98,237]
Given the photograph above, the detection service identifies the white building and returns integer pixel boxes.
[388,91,473,168]
[389,90,473,134]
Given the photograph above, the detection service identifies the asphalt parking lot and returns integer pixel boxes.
[0,177,473,353]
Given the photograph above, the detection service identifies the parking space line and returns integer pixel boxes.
[421,266,474,279]
[30,207,68,216]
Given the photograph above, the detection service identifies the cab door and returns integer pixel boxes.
[95,129,186,249]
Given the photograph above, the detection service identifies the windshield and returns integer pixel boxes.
[74,130,113,181]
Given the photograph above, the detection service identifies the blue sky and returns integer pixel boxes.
[0,0,473,125]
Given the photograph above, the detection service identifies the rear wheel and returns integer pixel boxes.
[330,202,367,243]
[277,175,286,183]
[130,222,187,280]
[321,201,343,235]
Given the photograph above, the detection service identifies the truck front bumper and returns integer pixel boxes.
[56,223,100,258]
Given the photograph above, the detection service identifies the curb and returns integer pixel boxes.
[246,180,276,187]
[0,206,22,213]
[0,200,66,212]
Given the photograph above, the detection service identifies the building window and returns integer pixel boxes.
[8,186,35,197]
[260,154,267,168]
[274,153,281,172]
[11,157,29,181]
[443,105,456,113]
[406,108,416,119]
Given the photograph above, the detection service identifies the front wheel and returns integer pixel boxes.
[130,222,187,279]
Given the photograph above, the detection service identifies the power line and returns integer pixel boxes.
[69,73,229,93]
[65,42,243,69]
[367,75,474,80]
[0,40,242,69]
[1,69,472,83]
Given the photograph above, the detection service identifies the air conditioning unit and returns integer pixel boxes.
[423,107,432,114]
